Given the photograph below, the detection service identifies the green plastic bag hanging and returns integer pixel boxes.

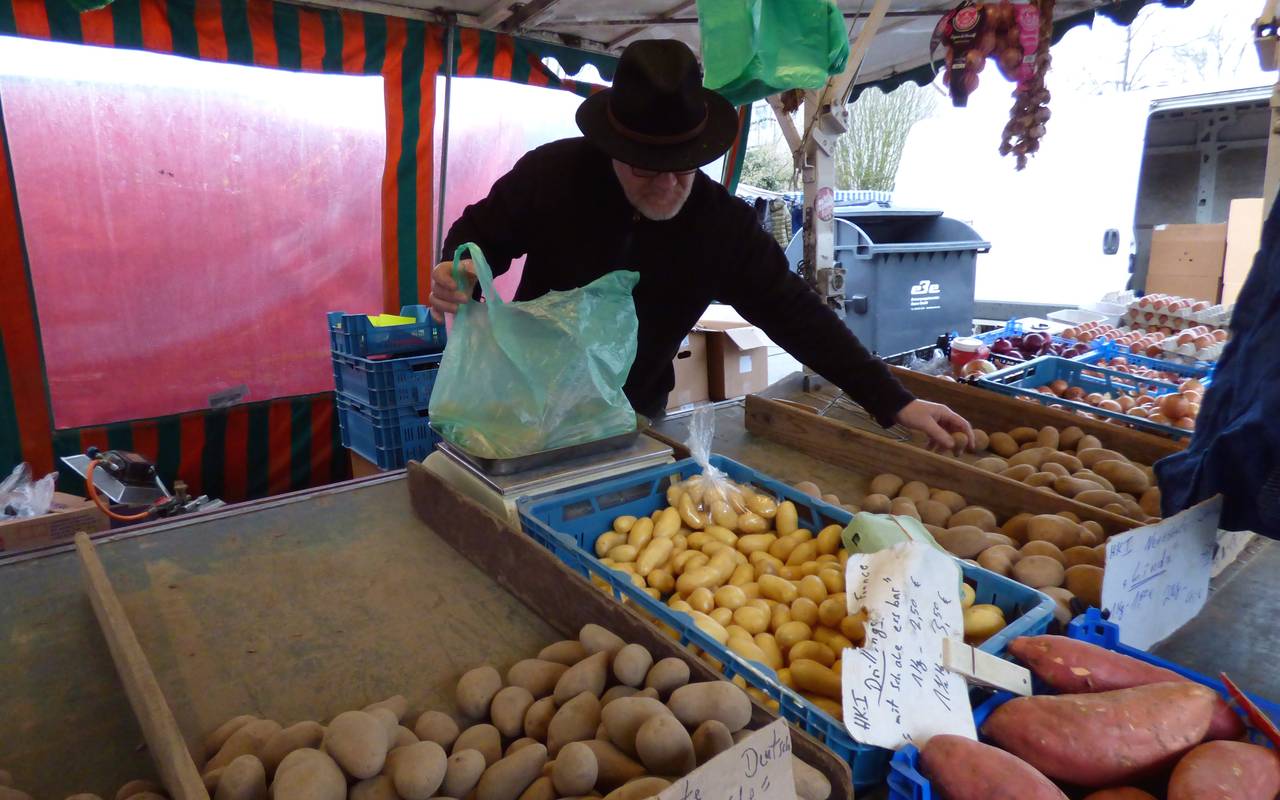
[698,0,850,107]
[428,243,641,460]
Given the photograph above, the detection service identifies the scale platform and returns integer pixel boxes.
[423,434,675,526]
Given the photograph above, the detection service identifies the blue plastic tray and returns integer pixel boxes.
[336,394,438,469]
[978,356,1191,440]
[332,350,442,409]
[518,455,1055,790]
[1075,341,1214,383]
[328,304,447,358]
[887,608,1280,800]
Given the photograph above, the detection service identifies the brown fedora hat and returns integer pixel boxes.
[577,39,739,173]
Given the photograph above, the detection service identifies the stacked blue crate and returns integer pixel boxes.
[328,305,447,468]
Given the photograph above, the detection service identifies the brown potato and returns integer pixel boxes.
[988,432,1020,458]
[1000,464,1037,482]
[1058,426,1085,450]
[1043,451,1084,472]
[930,489,967,514]
[972,429,990,451]
[868,473,904,497]
[1140,487,1162,518]
[974,456,1010,473]
[889,498,921,520]
[1077,447,1127,468]
[1064,564,1104,607]
[1062,546,1103,568]
[1040,461,1071,478]
[898,481,931,503]
[936,526,992,559]
[1009,426,1039,444]
[1092,460,1150,494]
[1000,513,1035,543]
[1008,447,1053,469]
[1053,476,1099,497]
[861,493,892,514]
[1020,540,1066,565]
[1026,515,1080,550]
[1037,426,1060,450]
[977,544,1020,577]
[1076,434,1103,452]
[948,506,998,532]
[1025,472,1058,488]
[1012,555,1066,589]
[916,499,953,527]
[1074,469,1116,492]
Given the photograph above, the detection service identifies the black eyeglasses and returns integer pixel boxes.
[627,165,698,178]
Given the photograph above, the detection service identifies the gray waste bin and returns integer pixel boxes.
[784,207,989,356]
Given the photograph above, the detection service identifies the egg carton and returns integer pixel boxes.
[1159,337,1226,362]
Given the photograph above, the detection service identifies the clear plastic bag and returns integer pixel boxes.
[429,242,641,459]
[906,347,952,376]
[0,462,57,518]
[666,404,761,525]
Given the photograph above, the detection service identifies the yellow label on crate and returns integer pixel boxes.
[367,314,416,327]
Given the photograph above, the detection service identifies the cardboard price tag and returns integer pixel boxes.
[656,720,796,800]
[842,542,977,749]
[1103,495,1221,650]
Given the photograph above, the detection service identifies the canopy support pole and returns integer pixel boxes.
[435,16,456,265]
[799,0,892,317]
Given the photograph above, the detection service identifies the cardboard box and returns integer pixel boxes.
[0,491,108,553]
[699,320,774,401]
[1222,198,1264,305]
[1146,223,1227,302]
[667,331,709,410]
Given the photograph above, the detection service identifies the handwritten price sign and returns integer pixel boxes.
[841,543,976,749]
[656,720,796,800]
[1103,495,1221,650]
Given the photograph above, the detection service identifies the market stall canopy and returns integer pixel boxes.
[290,0,1192,93]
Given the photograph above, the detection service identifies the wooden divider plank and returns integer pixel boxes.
[74,532,210,800]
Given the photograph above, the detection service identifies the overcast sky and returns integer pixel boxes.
[1038,0,1268,94]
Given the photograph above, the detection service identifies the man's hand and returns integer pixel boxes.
[895,399,974,453]
[429,258,476,322]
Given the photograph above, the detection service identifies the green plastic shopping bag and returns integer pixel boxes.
[698,0,850,107]
[428,242,641,460]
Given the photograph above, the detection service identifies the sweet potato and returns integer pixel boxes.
[1007,635,1245,740]
[1081,790,1157,800]
[919,734,1066,799]
[981,682,1217,787]
[1167,740,1280,800]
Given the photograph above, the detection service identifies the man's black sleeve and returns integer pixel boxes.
[716,202,916,427]
[439,150,541,274]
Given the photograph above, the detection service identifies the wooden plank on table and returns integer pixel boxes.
[74,532,210,800]
[891,367,1185,466]
[405,462,855,800]
[744,395,1138,535]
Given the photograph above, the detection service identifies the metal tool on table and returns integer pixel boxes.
[62,448,225,523]
[422,419,675,526]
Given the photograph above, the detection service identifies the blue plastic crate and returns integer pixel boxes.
[978,355,1191,440]
[887,608,1280,800]
[332,350,442,409]
[336,394,438,469]
[975,320,1091,367]
[1074,341,1214,384]
[518,455,1055,790]
[328,305,447,358]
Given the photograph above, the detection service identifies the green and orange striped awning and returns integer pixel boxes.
[0,0,620,505]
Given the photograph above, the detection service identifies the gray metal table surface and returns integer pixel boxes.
[653,375,1280,704]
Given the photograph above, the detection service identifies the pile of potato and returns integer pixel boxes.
[92,625,831,800]
[594,473,1007,721]
[920,634,1278,799]
[862,471,1105,626]
[942,424,1162,523]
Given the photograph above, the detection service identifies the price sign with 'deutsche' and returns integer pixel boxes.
[656,720,796,800]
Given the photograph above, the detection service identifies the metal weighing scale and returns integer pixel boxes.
[423,431,675,526]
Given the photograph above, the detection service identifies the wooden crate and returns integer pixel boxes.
[744,395,1137,535]
[62,470,852,800]
[890,367,1184,466]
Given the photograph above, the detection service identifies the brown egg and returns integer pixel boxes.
[1063,387,1086,402]
[1175,417,1195,430]
[1177,332,1196,346]
[1146,345,1164,357]
[1098,399,1123,412]
[1085,392,1103,405]
[1212,329,1228,342]
[1128,407,1150,418]
[1158,394,1190,420]
[1116,396,1135,411]
[1049,379,1069,395]
[1192,301,1209,312]
[1194,335,1213,349]
[1149,412,1171,425]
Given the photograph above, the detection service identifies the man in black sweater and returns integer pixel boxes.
[432,39,971,450]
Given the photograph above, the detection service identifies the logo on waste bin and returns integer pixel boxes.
[910,279,942,311]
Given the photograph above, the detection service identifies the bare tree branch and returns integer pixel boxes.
[834,83,937,191]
